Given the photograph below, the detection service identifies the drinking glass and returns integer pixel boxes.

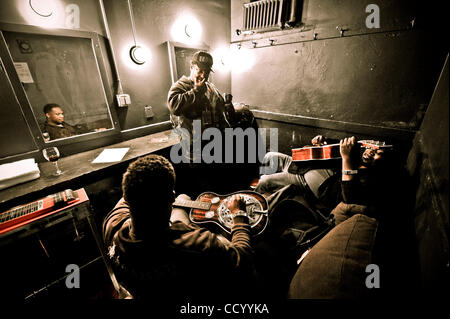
[42,147,62,176]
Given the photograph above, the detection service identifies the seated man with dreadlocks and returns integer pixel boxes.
[103,154,255,299]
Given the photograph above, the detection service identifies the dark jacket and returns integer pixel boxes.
[167,75,228,136]
[102,198,254,299]
[42,121,78,140]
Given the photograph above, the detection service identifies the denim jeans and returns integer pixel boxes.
[255,152,334,197]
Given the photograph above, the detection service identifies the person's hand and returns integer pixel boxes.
[170,194,192,225]
[225,194,247,215]
[194,77,206,90]
[340,136,356,160]
[311,135,326,146]
[175,194,191,202]
[340,136,361,171]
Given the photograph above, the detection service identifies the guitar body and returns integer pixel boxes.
[292,144,341,161]
[174,191,268,237]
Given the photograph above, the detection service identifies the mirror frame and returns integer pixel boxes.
[0,23,120,149]
[166,41,210,84]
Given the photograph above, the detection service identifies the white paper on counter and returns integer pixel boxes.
[92,148,129,163]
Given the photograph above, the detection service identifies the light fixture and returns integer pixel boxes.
[127,0,146,65]
[29,0,53,17]
[184,20,201,40]
[171,14,202,44]
[229,45,255,74]
[211,46,232,73]
[130,45,145,65]
[21,0,64,28]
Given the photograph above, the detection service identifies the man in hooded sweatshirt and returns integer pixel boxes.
[167,51,229,135]
[102,154,255,299]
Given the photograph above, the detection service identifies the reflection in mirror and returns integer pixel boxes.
[166,42,210,128]
[167,41,209,84]
[3,31,114,142]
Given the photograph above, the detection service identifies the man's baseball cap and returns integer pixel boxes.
[192,51,214,72]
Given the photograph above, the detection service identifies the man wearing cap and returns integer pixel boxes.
[167,51,228,142]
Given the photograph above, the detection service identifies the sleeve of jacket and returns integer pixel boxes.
[228,215,253,268]
[171,216,253,269]
[341,179,364,204]
[102,198,132,247]
[167,80,206,117]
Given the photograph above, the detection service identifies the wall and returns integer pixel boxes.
[407,55,449,293]
[0,0,105,34]
[0,0,231,162]
[0,60,38,159]
[103,0,231,130]
[230,0,447,151]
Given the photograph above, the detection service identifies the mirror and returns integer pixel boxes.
[166,41,210,84]
[166,41,211,128]
[3,30,114,142]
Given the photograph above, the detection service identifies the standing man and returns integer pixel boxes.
[42,103,78,140]
[167,51,229,143]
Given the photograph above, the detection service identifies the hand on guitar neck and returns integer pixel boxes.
[292,135,392,164]
[340,136,358,181]
[311,135,327,146]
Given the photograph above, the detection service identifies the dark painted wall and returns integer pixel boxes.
[0,62,38,159]
[0,0,107,162]
[0,0,104,33]
[231,0,447,131]
[0,0,231,161]
[103,0,231,130]
[407,55,449,293]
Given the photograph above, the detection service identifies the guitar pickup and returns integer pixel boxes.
[64,189,78,202]
[53,189,78,208]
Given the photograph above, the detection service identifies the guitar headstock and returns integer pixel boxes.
[358,140,393,150]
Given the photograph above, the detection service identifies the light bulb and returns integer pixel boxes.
[130,45,146,65]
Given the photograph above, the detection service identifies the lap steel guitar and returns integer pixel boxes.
[173,191,268,237]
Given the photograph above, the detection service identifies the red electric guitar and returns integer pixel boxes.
[173,190,268,237]
[292,140,393,162]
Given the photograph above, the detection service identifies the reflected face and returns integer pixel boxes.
[361,148,385,167]
[46,106,64,125]
[190,63,210,83]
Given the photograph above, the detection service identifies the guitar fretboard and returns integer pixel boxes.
[174,199,211,210]
[0,200,44,223]
[0,189,77,225]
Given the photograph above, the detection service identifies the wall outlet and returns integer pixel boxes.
[144,105,154,119]
[116,94,131,107]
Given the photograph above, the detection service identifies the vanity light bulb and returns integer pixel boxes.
[130,45,146,65]
[29,0,55,17]
[185,22,201,40]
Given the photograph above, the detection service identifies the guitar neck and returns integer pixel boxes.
[174,199,211,211]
